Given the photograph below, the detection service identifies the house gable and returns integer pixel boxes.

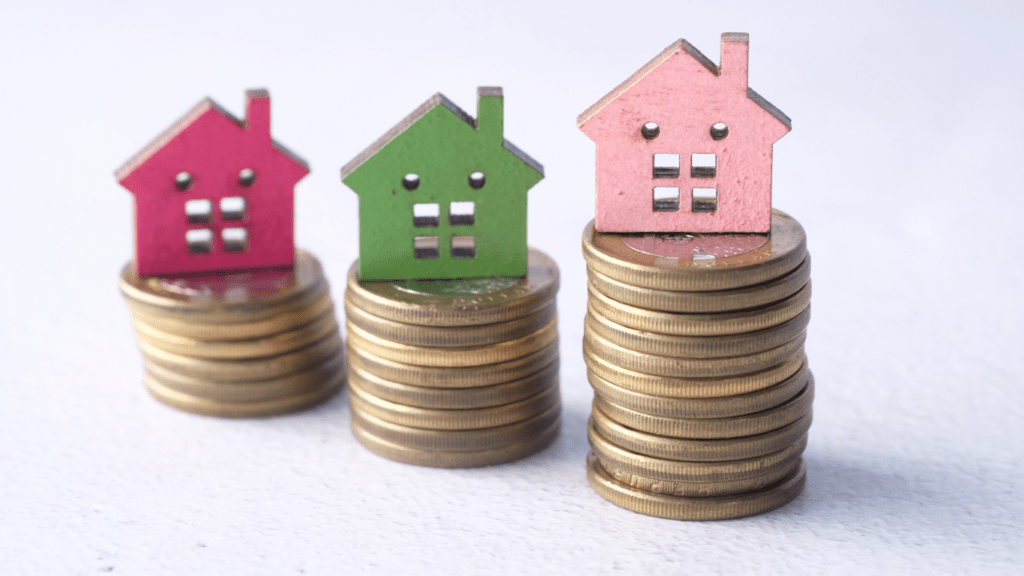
[342,88,543,281]
[116,90,309,276]
[577,34,791,234]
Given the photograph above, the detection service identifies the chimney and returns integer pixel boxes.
[245,88,271,136]
[720,33,749,88]
[476,86,504,143]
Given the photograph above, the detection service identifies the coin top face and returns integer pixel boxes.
[121,249,322,308]
[620,233,768,260]
[582,210,806,291]
[346,248,560,326]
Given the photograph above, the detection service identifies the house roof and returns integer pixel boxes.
[114,90,309,183]
[576,37,791,130]
[340,89,543,181]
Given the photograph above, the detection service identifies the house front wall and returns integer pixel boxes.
[581,51,787,234]
[123,110,305,276]
[345,106,538,281]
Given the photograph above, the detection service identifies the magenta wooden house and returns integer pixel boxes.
[116,89,309,277]
[578,33,791,234]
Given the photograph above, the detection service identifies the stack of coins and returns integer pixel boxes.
[344,248,561,468]
[120,250,345,417]
[581,210,813,520]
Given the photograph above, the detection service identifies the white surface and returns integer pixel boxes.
[2,1,1023,573]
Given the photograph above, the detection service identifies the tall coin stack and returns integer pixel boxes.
[120,250,346,417]
[581,210,813,520]
[344,248,561,468]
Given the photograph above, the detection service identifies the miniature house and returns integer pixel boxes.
[116,89,309,276]
[341,87,544,281]
[577,33,791,234]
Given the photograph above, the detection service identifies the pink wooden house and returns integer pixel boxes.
[578,33,791,234]
[116,89,309,276]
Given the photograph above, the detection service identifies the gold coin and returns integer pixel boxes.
[140,332,344,381]
[581,210,807,292]
[346,318,557,368]
[348,343,559,388]
[587,362,810,418]
[598,453,803,498]
[584,328,805,379]
[120,249,326,322]
[144,355,346,403]
[351,401,561,452]
[588,421,807,483]
[133,311,339,359]
[584,343,805,398]
[143,365,344,418]
[345,297,556,348]
[587,452,806,521]
[587,256,811,314]
[344,248,559,327]
[594,377,813,439]
[588,280,811,337]
[125,289,333,341]
[349,359,559,409]
[592,406,813,462]
[349,378,560,430]
[352,417,559,468]
[585,305,810,359]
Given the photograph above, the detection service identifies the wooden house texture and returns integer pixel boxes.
[342,87,544,281]
[578,33,791,234]
[116,90,309,276]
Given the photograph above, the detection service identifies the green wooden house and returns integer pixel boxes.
[341,87,544,281]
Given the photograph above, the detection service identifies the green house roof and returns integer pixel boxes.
[341,87,544,281]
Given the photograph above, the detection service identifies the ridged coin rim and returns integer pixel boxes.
[143,366,344,418]
[349,360,559,409]
[351,401,562,452]
[588,280,811,337]
[597,453,802,498]
[133,311,339,359]
[583,329,806,378]
[587,255,811,314]
[125,289,333,341]
[587,452,806,521]
[349,379,560,430]
[585,305,810,358]
[583,344,805,398]
[346,318,557,368]
[145,355,346,402]
[352,418,560,468]
[587,362,810,418]
[593,377,814,439]
[139,332,344,381]
[588,420,807,483]
[592,406,813,462]
[347,343,559,388]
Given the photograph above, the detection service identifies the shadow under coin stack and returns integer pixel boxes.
[120,250,346,417]
[344,249,561,468]
[581,210,813,520]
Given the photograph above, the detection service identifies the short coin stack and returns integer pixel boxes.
[344,248,561,468]
[120,250,345,417]
[581,210,813,520]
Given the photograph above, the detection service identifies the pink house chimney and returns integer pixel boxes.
[720,33,749,88]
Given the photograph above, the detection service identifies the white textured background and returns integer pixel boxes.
[1,1,1022,574]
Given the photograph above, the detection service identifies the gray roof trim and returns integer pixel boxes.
[116,94,308,181]
[341,93,476,180]
[747,87,792,129]
[502,138,544,176]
